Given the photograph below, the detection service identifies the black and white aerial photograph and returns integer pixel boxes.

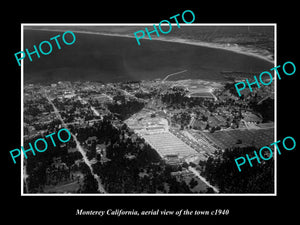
[22,24,275,195]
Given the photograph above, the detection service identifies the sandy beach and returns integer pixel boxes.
[24,27,274,64]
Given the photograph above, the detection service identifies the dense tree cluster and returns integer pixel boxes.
[171,111,191,129]
[221,82,274,122]
[160,86,188,105]
[72,118,191,193]
[250,97,274,122]
[76,162,98,193]
[134,91,153,99]
[25,131,81,193]
[200,147,274,193]
[160,86,219,111]
[107,97,145,120]
[95,159,191,193]
[98,140,191,193]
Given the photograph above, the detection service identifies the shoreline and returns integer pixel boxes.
[24,27,274,64]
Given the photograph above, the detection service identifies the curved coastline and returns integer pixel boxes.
[24,28,274,83]
[24,27,274,64]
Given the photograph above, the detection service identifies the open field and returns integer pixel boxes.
[201,128,274,149]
